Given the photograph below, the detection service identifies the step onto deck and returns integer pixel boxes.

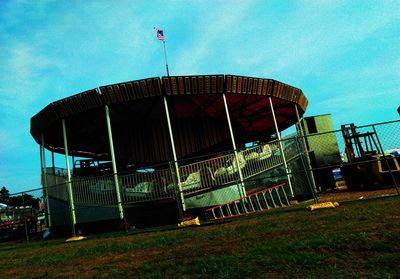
[205,183,290,221]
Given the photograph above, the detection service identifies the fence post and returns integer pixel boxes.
[294,136,318,203]
[294,105,318,194]
[372,125,400,195]
[22,193,30,243]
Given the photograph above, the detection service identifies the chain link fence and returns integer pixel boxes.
[296,120,399,193]
[2,120,399,240]
[0,187,47,242]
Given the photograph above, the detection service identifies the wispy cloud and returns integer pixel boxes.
[172,1,256,74]
[0,40,67,115]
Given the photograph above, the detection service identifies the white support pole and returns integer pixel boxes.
[104,105,125,220]
[40,134,51,228]
[269,97,294,197]
[222,93,246,197]
[163,96,186,212]
[295,105,318,193]
[61,119,76,236]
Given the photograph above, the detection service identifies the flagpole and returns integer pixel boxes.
[163,41,170,77]
[155,27,186,215]
[155,27,170,77]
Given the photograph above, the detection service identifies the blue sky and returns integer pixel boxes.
[0,0,399,193]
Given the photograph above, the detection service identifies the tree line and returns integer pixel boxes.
[0,186,41,209]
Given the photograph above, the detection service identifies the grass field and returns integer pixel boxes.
[0,196,399,278]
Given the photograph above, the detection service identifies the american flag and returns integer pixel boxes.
[155,28,165,41]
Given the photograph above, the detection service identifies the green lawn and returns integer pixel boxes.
[0,196,399,278]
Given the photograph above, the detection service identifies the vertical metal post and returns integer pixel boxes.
[372,125,399,195]
[169,161,184,219]
[40,134,51,227]
[269,97,294,197]
[163,96,186,212]
[294,131,318,203]
[61,119,76,237]
[156,29,186,213]
[162,41,170,77]
[104,105,125,220]
[22,193,29,243]
[222,93,246,197]
[295,105,318,194]
[51,151,55,175]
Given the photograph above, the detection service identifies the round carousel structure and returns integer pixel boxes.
[31,74,309,232]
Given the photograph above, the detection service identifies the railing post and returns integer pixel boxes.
[222,93,246,198]
[163,96,186,213]
[269,97,294,197]
[104,104,125,220]
[40,134,51,228]
[61,119,76,237]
